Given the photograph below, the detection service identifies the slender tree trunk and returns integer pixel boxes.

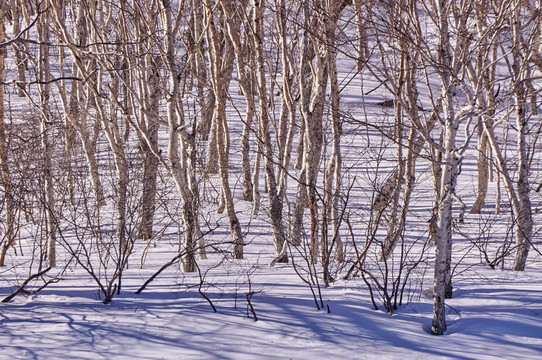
[428,133,442,246]
[274,0,296,198]
[11,2,26,97]
[219,0,255,202]
[474,5,535,271]
[203,8,221,175]
[138,55,160,241]
[67,2,106,207]
[56,36,76,206]
[482,121,531,271]
[511,96,533,271]
[253,0,288,263]
[381,43,420,261]
[38,7,57,268]
[81,1,130,262]
[290,2,318,249]
[469,4,498,214]
[381,49,405,261]
[324,1,344,264]
[204,0,244,259]
[161,0,201,272]
[0,3,17,267]
[432,0,455,335]
[353,0,369,71]
[510,8,533,271]
[252,143,262,215]
[192,1,215,142]
[470,121,489,214]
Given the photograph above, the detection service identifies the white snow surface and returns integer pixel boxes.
[1,230,542,360]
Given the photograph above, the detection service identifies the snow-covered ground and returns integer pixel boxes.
[2,176,542,359]
[2,246,542,359]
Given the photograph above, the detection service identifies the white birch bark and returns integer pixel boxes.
[136,51,160,241]
[323,0,348,264]
[219,0,255,202]
[253,0,288,263]
[431,0,456,335]
[191,1,215,143]
[37,7,57,268]
[11,2,26,97]
[430,0,477,334]
[160,1,201,272]
[290,2,319,250]
[60,2,106,207]
[275,0,298,200]
[467,3,500,214]
[0,3,17,267]
[510,7,533,271]
[204,0,244,259]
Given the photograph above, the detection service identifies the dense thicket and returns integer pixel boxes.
[1,0,541,334]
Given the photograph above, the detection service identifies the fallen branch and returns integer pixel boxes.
[2,267,52,303]
[135,252,185,294]
[246,291,258,321]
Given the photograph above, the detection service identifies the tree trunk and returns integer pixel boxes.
[380,42,420,261]
[510,8,533,271]
[219,0,255,202]
[161,1,203,272]
[275,0,297,200]
[38,9,57,268]
[469,5,499,215]
[324,1,345,264]
[253,0,287,263]
[0,3,17,267]
[138,55,160,241]
[290,2,320,250]
[11,2,26,97]
[204,0,244,259]
[432,0,455,335]
[353,0,369,71]
[470,119,489,214]
[69,3,106,207]
[192,1,215,142]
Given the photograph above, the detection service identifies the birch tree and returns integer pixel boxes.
[37,3,56,267]
[53,2,106,209]
[274,0,299,201]
[479,1,540,271]
[159,0,201,271]
[252,0,288,263]
[290,0,328,262]
[203,0,244,259]
[430,0,475,335]
[468,0,498,215]
[218,0,256,203]
[506,3,537,271]
[461,0,539,271]
[0,1,16,267]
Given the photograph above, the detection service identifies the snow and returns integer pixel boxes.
[2,238,542,359]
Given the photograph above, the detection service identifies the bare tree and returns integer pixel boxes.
[322,0,348,267]
[218,0,256,203]
[37,2,57,268]
[53,2,106,208]
[203,0,244,259]
[289,0,328,262]
[273,0,300,201]
[0,1,17,267]
[252,0,288,263]
[0,2,15,266]
[429,0,476,335]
